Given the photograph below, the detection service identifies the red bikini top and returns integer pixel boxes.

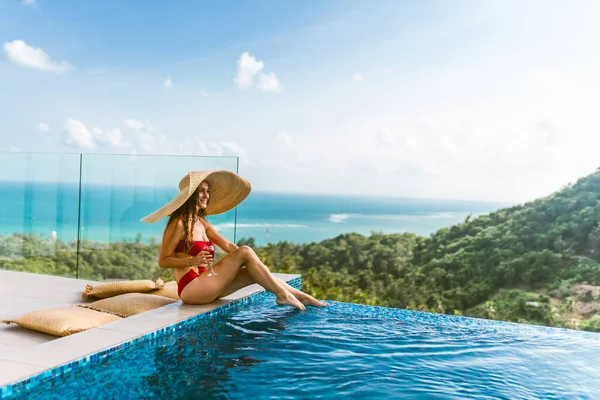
[174,240,214,256]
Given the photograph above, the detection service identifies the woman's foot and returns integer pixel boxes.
[296,292,329,307]
[276,291,306,310]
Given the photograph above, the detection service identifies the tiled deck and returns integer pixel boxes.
[0,269,299,389]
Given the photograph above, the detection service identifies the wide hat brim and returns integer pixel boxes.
[140,169,251,223]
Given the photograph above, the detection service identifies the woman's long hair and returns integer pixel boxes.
[164,187,207,252]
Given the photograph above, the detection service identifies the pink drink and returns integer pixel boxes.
[206,245,217,276]
[206,245,215,259]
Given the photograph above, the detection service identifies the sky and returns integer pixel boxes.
[1,0,599,204]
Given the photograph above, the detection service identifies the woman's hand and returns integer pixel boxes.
[188,250,213,267]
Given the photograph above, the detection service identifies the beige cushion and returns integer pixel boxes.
[2,307,122,337]
[81,278,164,299]
[147,280,179,300]
[78,293,177,318]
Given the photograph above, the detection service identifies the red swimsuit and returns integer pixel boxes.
[176,239,214,297]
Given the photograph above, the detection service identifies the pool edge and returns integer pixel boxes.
[0,276,302,399]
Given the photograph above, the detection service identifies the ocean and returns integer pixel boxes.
[0,181,507,247]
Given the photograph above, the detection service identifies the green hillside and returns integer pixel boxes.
[250,168,600,331]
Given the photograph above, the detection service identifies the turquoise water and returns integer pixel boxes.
[2,294,599,399]
[0,181,506,246]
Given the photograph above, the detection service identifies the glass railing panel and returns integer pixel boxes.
[0,151,82,278]
[77,154,240,282]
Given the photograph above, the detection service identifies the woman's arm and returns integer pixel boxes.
[157,219,210,268]
[201,217,239,254]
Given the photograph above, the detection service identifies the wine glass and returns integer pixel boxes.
[206,245,217,276]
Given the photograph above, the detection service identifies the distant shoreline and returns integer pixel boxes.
[0,210,487,247]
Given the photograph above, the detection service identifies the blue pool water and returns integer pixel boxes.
[3,294,599,399]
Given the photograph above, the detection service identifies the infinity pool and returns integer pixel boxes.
[3,294,599,399]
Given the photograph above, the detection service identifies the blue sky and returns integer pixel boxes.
[1,0,599,203]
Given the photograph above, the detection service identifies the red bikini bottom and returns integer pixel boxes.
[177,268,208,297]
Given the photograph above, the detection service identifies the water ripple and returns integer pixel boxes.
[8,297,600,400]
[215,300,600,399]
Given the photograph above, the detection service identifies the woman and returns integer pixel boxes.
[141,169,327,310]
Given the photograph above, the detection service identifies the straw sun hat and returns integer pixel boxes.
[140,170,251,223]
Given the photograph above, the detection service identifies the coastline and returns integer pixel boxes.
[0,208,489,248]
[0,180,508,247]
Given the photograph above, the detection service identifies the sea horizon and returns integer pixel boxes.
[0,180,511,247]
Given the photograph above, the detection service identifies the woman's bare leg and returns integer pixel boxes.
[219,267,328,307]
[233,247,305,310]
[181,246,305,310]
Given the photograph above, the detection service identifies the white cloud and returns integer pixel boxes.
[37,122,49,132]
[184,141,249,164]
[133,131,171,154]
[22,0,35,5]
[237,60,600,203]
[234,52,282,93]
[310,76,595,202]
[254,131,309,171]
[234,52,264,89]
[369,67,393,76]
[63,119,131,150]
[164,77,172,88]
[352,73,363,83]
[219,142,248,161]
[59,117,246,160]
[530,67,577,95]
[124,119,146,131]
[64,119,97,149]
[277,132,293,148]
[93,127,130,149]
[200,89,209,97]
[9,145,21,152]
[258,72,282,93]
[3,40,72,73]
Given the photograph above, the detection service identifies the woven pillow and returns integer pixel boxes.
[147,280,179,300]
[2,307,122,337]
[78,293,177,318]
[81,278,164,300]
